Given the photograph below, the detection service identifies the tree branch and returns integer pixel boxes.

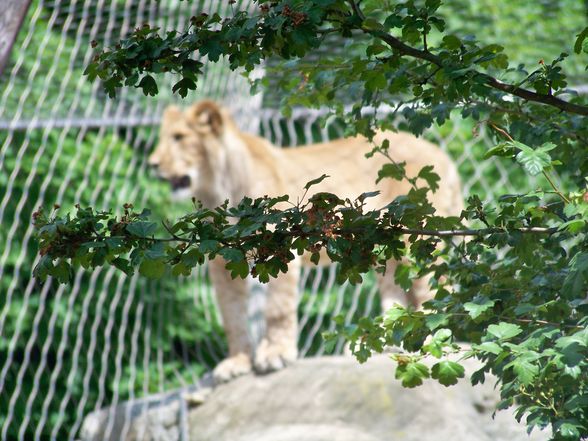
[366,29,588,116]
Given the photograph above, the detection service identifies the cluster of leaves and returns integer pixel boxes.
[34,172,448,285]
[35,0,588,439]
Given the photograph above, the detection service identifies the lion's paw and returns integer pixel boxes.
[212,353,252,384]
[254,338,297,374]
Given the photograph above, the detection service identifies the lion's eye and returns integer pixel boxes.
[173,133,184,141]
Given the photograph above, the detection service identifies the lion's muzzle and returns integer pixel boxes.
[169,175,191,190]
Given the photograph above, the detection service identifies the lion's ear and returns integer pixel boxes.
[162,105,182,122]
[186,100,224,136]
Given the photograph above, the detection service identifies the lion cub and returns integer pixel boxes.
[149,100,463,383]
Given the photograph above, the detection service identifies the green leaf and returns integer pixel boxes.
[559,218,586,233]
[53,259,73,284]
[376,162,406,184]
[139,258,166,279]
[464,297,495,320]
[226,261,249,279]
[417,165,440,192]
[431,361,465,386]
[219,248,245,262]
[483,142,515,159]
[395,361,430,388]
[474,342,503,355]
[362,18,385,32]
[575,27,588,54]
[425,313,449,330]
[144,242,167,259]
[304,174,330,190]
[442,35,461,50]
[111,257,133,275]
[172,78,197,98]
[506,356,539,386]
[513,141,553,176]
[199,240,220,253]
[562,252,588,298]
[171,262,192,277]
[126,221,158,238]
[366,43,387,57]
[137,75,158,96]
[487,322,523,341]
[394,263,412,291]
[556,421,581,439]
[423,329,452,358]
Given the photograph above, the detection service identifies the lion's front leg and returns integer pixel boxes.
[255,257,301,374]
[209,257,253,384]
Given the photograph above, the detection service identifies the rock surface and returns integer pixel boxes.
[81,355,549,441]
[188,355,548,441]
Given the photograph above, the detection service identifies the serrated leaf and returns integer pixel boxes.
[514,142,552,176]
[506,357,539,386]
[172,78,197,98]
[199,240,220,253]
[487,322,522,341]
[219,248,245,262]
[431,360,465,386]
[464,298,495,320]
[564,394,588,410]
[417,165,440,192]
[556,329,588,349]
[474,341,503,355]
[126,221,158,238]
[395,361,430,388]
[362,18,385,32]
[376,162,406,183]
[226,261,249,279]
[562,252,588,298]
[137,75,158,96]
[425,313,449,330]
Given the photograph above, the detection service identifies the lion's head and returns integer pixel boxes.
[149,100,233,206]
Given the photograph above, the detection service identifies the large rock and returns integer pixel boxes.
[81,355,549,441]
[188,356,548,441]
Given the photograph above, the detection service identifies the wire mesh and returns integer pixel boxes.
[0,1,545,440]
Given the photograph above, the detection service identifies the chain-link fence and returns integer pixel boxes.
[0,1,551,440]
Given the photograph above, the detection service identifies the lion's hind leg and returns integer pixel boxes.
[254,257,301,374]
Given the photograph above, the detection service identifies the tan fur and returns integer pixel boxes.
[149,101,464,382]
